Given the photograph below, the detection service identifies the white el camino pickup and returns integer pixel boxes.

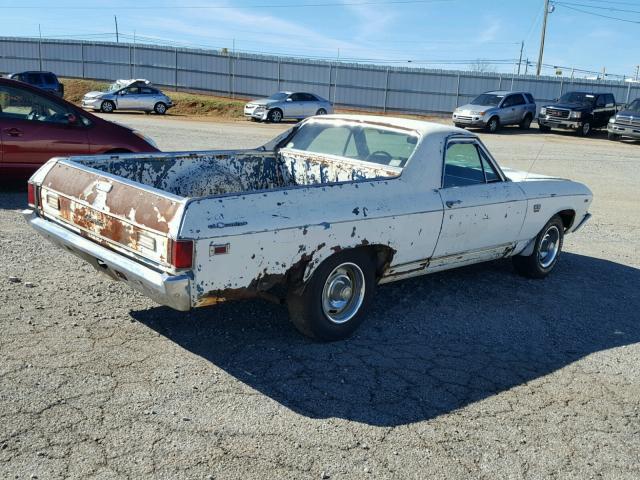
[25,115,592,340]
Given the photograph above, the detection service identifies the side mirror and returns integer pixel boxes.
[286,98,293,102]
[66,113,78,125]
[119,90,126,95]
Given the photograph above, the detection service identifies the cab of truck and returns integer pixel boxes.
[538,91,617,136]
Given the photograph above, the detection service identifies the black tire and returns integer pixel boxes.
[287,249,376,341]
[608,131,621,141]
[316,108,327,115]
[485,116,500,133]
[154,102,167,115]
[519,114,533,130]
[513,215,564,279]
[100,100,115,113]
[267,108,283,123]
[577,120,591,137]
[454,123,466,129]
[538,124,551,133]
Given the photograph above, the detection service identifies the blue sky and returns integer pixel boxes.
[2,0,639,78]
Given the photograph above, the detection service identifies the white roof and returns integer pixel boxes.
[313,114,468,136]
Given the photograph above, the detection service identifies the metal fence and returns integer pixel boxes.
[1,36,639,114]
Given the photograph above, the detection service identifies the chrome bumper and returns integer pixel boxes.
[538,116,580,129]
[608,124,640,139]
[24,210,192,311]
[571,213,592,233]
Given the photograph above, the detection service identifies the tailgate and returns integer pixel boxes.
[39,161,185,268]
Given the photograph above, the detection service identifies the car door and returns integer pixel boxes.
[431,138,527,267]
[115,86,141,110]
[285,93,305,118]
[301,93,319,116]
[139,87,159,111]
[499,95,518,125]
[0,83,89,171]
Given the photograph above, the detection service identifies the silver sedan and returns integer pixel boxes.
[244,91,333,122]
[82,79,173,115]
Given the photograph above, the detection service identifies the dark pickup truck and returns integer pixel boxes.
[538,91,617,136]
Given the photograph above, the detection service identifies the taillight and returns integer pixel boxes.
[169,239,194,269]
[27,183,37,208]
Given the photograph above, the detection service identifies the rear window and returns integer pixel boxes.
[524,93,535,104]
[285,121,418,168]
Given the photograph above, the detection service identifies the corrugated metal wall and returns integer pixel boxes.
[1,36,639,114]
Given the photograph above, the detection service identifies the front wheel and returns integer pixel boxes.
[287,250,376,341]
[538,124,551,133]
[486,116,500,133]
[513,215,564,279]
[577,120,591,137]
[267,109,283,123]
[316,108,327,115]
[608,131,620,141]
[154,102,167,115]
[100,100,115,113]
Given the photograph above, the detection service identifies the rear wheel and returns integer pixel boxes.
[287,249,376,341]
[100,100,115,113]
[519,114,533,130]
[154,102,167,115]
[608,131,621,141]
[513,215,564,279]
[486,116,500,133]
[316,108,327,115]
[267,109,283,123]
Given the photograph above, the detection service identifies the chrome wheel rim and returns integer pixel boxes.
[156,103,165,113]
[490,119,498,131]
[103,102,112,112]
[321,262,365,324]
[271,111,282,122]
[317,109,326,115]
[583,122,590,135]
[538,225,560,268]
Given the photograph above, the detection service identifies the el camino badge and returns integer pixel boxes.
[83,212,105,228]
[533,204,541,213]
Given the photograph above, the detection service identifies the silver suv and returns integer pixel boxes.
[453,91,537,133]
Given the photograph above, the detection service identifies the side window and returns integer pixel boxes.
[501,96,513,108]
[289,93,302,102]
[511,94,526,106]
[443,143,485,188]
[27,73,42,84]
[0,84,73,124]
[596,95,606,107]
[125,86,140,94]
[605,94,615,107]
[479,149,500,182]
[524,93,535,104]
[302,93,317,101]
[287,125,351,156]
[140,87,155,94]
[42,73,56,85]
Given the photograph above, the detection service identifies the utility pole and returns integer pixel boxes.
[536,0,551,76]
[38,24,43,70]
[525,58,529,76]
[635,65,639,81]
[517,40,524,75]
[114,15,119,43]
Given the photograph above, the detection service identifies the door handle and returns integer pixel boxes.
[4,127,23,137]
[446,200,462,208]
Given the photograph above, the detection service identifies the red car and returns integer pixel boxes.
[0,78,159,179]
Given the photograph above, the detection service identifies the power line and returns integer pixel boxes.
[0,0,459,10]
[555,1,640,15]
[554,3,640,23]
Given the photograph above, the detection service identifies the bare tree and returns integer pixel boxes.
[469,59,497,73]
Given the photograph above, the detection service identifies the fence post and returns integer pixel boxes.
[81,41,85,79]
[559,77,564,97]
[383,68,390,113]
[333,62,339,105]
[174,48,178,91]
[455,73,461,108]
[38,38,43,70]
[510,74,514,90]
[498,75,502,90]
[228,52,232,97]
[627,82,632,103]
[128,45,132,78]
[327,63,332,100]
[278,58,282,91]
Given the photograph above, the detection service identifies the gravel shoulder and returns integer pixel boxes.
[1,118,639,479]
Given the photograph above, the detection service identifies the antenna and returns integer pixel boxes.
[524,142,546,180]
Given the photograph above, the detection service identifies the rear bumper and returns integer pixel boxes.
[24,210,191,311]
[608,123,640,139]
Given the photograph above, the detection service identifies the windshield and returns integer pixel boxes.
[107,82,122,92]
[625,99,640,112]
[470,94,504,106]
[558,92,595,105]
[268,92,289,101]
[284,121,419,168]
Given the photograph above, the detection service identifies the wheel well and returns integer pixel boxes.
[557,210,576,230]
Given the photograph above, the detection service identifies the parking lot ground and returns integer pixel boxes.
[1,116,639,479]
